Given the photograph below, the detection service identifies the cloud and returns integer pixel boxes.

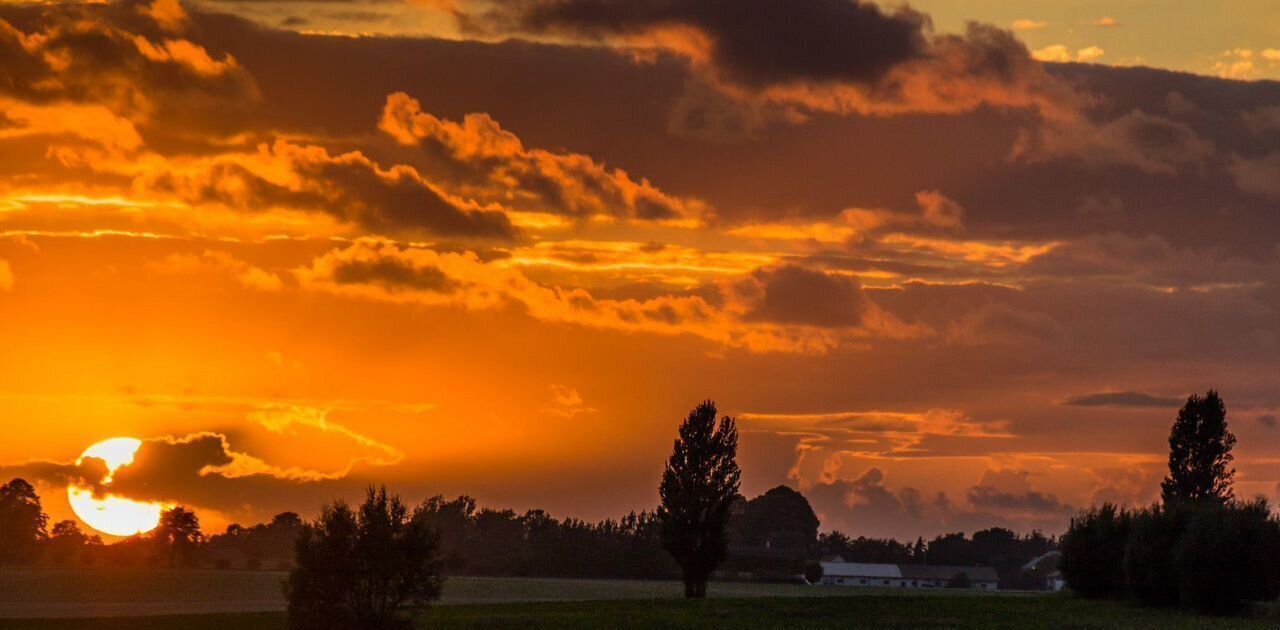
[0,7,258,124]
[966,469,1074,516]
[378,92,705,222]
[1230,153,1280,198]
[541,385,596,417]
[1063,391,1183,408]
[1,432,367,520]
[1032,44,1104,64]
[1012,19,1047,31]
[1258,414,1277,429]
[464,0,1081,122]
[129,139,518,238]
[295,239,845,353]
[1021,109,1215,175]
[0,258,11,291]
[744,265,870,328]
[1092,17,1121,28]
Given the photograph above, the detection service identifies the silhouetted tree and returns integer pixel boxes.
[817,532,913,564]
[804,561,824,584]
[1174,499,1280,615]
[658,400,740,598]
[911,537,927,564]
[286,487,443,630]
[729,485,819,554]
[47,519,100,565]
[1123,502,1191,607]
[1059,504,1130,599]
[0,479,48,565]
[155,507,203,568]
[925,532,975,566]
[1161,390,1236,505]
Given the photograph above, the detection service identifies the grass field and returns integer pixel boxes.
[2,595,1280,629]
[1,570,1278,629]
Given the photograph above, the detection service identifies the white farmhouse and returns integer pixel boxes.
[818,561,1000,590]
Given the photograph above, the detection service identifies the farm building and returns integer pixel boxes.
[818,561,999,590]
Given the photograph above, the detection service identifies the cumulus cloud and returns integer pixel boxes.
[0,432,371,520]
[0,6,258,123]
[127,139,517,238]
[378,92,705,222]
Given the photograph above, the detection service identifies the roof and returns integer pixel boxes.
[820,562,902,578]
[898,564,1000,582]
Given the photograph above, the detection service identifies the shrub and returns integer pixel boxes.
[803,561,823,584]
[286,487,444,630]
[1059,504,1129,599]
[1174,499,1280,615]
[1123,503,1191,607]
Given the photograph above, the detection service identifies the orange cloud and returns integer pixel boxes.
[379,92,706,222]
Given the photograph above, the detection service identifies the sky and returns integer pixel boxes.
[1,0,1280,541]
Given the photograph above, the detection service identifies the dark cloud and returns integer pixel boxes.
[1064,391,1183,408]
[463,0,1076,122]
[966,485,1072,515]
[1258,414,1277,429]
[745,265,869,328]
[1,434,367,521]
[480,0,928,88]
[331,256,458,293]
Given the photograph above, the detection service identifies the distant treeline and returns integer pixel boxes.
[0,479,1055,587]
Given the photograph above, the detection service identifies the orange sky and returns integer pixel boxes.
[2,0,1280,540]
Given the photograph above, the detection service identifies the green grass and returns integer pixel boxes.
[2,595,1279,630]
[1,570,1277,629]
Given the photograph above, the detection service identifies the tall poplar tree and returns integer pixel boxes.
[1160,390,1236,504]
[658,400,740,598]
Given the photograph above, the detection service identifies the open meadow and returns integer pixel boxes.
[1,570,1278,629]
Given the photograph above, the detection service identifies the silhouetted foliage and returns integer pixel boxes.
[1174,499,1280,615]
[817,531,914,564]
[925,532,976,566]
[1123,503,1191,607]
[803,560,823,584]
[155,506,203,568]
[0,478,48,565]
[1059,504,1130,599]
[724,485,819,579]
[1161,390,1236,505]
[46,519,101,566]
[729,486,819,554]
[206,511,305,569]
[286,486,443,630]
[658,400,741,598]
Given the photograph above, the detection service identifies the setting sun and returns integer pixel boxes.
[67,438,164,537]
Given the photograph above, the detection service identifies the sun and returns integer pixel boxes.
[67,437,166,537]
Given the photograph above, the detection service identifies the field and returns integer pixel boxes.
[1,570,1277,629]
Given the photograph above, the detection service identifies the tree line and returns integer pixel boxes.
[8,393,1268,627]
[1060,390,1280,615]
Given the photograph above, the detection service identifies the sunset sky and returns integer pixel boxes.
[3,0,1280,541]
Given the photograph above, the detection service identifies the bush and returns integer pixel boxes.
[1174,499,1280,615]
[286,487,444,630]
[1123,503,1191,607]
[803,561,823,584]
[1059,504,1129,599]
